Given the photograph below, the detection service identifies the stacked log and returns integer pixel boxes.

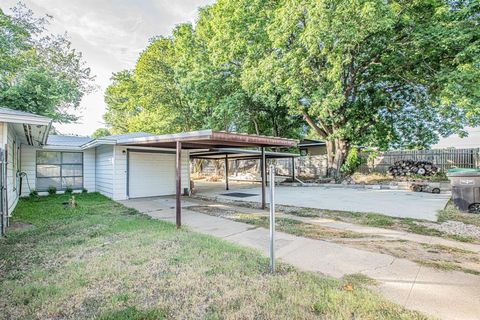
[388,160,438,176]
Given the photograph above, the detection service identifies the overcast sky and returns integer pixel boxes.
[3,0,215,136]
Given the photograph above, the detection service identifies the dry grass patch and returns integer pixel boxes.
[438,205,480,228]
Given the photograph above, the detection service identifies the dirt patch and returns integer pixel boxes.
[7,221,34,232]
[188,205,240,217]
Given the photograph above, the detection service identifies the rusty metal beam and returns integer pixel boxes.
[118,129,298,149]
[176,141,181,228]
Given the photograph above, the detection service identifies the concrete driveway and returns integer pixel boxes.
[195,181,451,221]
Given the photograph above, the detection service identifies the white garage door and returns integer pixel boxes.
[129,152,176,198]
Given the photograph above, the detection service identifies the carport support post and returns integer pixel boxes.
[176,141,182,228]
[291,156,296,181]
[261,147,266,209]
[225,154,229,190]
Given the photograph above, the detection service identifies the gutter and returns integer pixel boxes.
[80,138,116,150]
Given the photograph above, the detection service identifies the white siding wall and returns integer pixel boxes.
[83,149,96,192]
[95,145,114,198]
[113,147,190,200]
[3,124,20,215]
[20,146,96,196]
[18,143,191,202]
[20,145,35,196]
[112,146,127,200]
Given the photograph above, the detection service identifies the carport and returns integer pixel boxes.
[190,148,300,191]
[118,130,298,227]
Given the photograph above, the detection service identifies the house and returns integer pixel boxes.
[298,139,327,156]
[0,107,297,231]
[433,127,480,149]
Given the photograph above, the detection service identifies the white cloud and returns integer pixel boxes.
[2,0,215,135]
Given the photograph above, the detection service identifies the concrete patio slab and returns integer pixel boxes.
[195,181,451,221]
[119,197,480,320]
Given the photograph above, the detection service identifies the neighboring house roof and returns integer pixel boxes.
[433,128,480,149]
[298,139,326,147]
[45,133,154,149]
[47,135,93,147]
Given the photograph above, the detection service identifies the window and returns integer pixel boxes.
[36,151,83,191]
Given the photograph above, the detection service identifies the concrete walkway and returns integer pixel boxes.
[195,181,451,221]
[187,199,480,253]
[119,197,480,320]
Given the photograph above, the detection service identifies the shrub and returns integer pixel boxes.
[47,186,57,195]
[29,189,38,197]
[82,188,88,194]
[341,147,365,175]
[65,186,73,194]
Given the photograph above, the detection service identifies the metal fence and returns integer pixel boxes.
[358,148,480,174]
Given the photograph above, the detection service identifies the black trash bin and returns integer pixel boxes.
[447,168,480,213]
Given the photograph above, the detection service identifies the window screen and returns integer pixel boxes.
[36,151,83,191]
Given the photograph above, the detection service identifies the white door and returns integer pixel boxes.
[129,152,176,198]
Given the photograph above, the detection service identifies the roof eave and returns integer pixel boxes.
[80,138,116,149]
[0,114,52,126]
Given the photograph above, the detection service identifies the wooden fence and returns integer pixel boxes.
[193,148,480,180]
[358,148,480,174]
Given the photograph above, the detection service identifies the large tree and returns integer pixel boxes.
[105,0,478,177]
[264,0,479,176]
[0,4,94,122]
[104,6,304,138]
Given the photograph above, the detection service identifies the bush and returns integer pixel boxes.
[47,186,57,195]
[65,186,73,194]
[341,147,365,175]
[82,188,88,194]
[29,189,38,197]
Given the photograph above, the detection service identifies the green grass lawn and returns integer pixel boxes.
[0,193,427,319]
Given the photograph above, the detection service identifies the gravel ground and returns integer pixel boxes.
[422,220,480,239]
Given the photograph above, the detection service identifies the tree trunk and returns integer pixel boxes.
[325,140,335,176]
[329,139,349,179]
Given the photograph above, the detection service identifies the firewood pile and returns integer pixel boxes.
[388,160,439,176]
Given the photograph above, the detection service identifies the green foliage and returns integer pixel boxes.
[104,13,304,138]
[103,0,478,176]
[0,4,94,122]
[29,189,38,198]
[91,128,111,139]
[47,186,57,196]
[341,148,365,175]
[82,188,88,194]
[98,307,167,320]
[64,186,73,194]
